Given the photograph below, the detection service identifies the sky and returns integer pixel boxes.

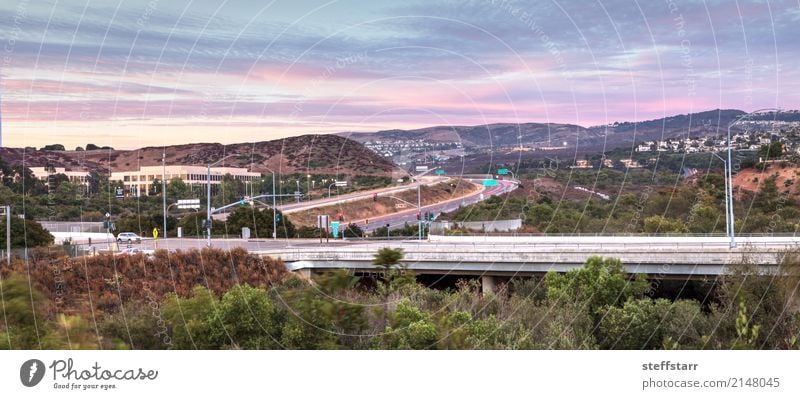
[0,0,798,149]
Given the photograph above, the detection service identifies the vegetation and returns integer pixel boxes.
[2,249,798,350]
[444,169,799,234]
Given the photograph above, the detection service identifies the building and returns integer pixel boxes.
[570,159,593,169]
[29,167,91,191]
[620,159,643,168]
[109,165,261,197]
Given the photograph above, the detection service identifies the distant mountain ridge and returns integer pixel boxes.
[337,109,799,150]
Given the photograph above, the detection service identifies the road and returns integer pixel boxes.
[122,233,800,253]
[108,235,800,278]
[278,176,449,214]
[357,178,518,232]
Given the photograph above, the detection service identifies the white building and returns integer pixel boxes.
[109,165,261,197]
[29,167,91,191]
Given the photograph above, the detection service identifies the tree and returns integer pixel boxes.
[759,142,783,159]
[373,247,404,269]
[0,273,48,349]
[383,299,438,349]
[0,218,53,248]
[41,144,65,151]
[223,206,293,238]
[545,256,648,315]
[166,177,189,200]
[597,299,672,349]
[101,300,172,350]
[211,284,285,349]
[162,286,222,349]
[342,223,363,238]
[643,215,688,234]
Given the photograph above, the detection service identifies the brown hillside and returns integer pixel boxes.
[0,134,398,177]
[733,164,800,199]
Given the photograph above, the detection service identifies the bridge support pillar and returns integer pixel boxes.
[481,275,497,295]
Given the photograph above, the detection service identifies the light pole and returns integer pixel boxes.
[206,154,238,246]
[307,174,311,200]
[406,167,439,240]
[710,152,729,241]
[261,168,277,240]
[328,182,336,198]
[726,108,782,248]
[162,150,167,241]
[295,180,300,203]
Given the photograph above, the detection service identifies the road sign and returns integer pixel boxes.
[152,227,159,240]
[497,168,509,175]
[331,221,340,238]
[115,187,124,198]
[335,181,347,187]
[415,165,429,172]
[435,169,445,175]
[178,199,201,209]
[177,199,201,204]
[482,179,498,187]
[316,215,329,229]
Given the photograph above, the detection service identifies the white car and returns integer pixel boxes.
[117,247,155,258]
[116,232,142,243]
[117,247,143,256]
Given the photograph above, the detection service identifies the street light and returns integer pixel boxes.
[404,167,439,240]
[725,108,782,248]
[207,154,239,246]
[162,150,167,241]
[261,168,277,240]
[307,174,312,200]
[710,152,729,241]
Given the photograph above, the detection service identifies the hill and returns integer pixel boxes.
[338,109,764,150]
[0,134,398,177]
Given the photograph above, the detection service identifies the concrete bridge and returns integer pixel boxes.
[255,235,800,291]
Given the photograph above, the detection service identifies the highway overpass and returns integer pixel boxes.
[254,235,800,291]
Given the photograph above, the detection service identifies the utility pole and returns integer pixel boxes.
[206,154,242,246]
[725,108,782,248]
[207,163,212,246]
[272,174,276,239]
[162,150,167,241]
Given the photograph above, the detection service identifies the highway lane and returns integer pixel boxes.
[279,176,449,214]
[355,179,518,232]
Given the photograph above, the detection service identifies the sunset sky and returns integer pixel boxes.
[0,0,798,149]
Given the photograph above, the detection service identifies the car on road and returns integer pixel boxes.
[117,247,142,256]
[116,247,155,258]
[116,232,142,243]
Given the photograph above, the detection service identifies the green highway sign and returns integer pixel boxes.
[483,179,498,187]
[435,169,445,175]
[497,168,509,175]
[331,221,340,238]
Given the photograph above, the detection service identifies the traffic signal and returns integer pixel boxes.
[416,212,421,220]
[275,213,281,222]
[373,193,378,201]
